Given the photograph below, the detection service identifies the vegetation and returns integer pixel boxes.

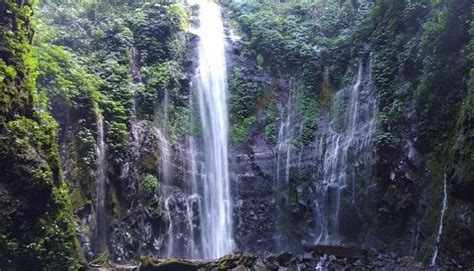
[0,0,82,269]
[225,0,371,144]
[228,67,263,143]
[0,0,471,267]
[226,0,473,264]
[139,173,159,199]
[1,0,191,265]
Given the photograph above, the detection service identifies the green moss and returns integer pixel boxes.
[264,101,277,144]
[231,116,257,144]
[90,250,110,267]
[0,1,82,268]
[166,3,188,31]
[295,85,318,144]
[139,173,159,199]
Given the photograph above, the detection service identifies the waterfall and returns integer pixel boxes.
[95,115,107,253]
[158,88,173,185]
[274,87,295,251]
[156,128,172,185]
[164,197,175,258]
[121,46,141,182]
[185,93,201,258]
[194,0,234,259]
[316,60,377,243]
[185,192,199,258]
[431,173,448,266]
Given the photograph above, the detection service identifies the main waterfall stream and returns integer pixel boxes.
[195,0,234,259]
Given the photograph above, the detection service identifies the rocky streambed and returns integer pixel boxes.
[90,245,441,270]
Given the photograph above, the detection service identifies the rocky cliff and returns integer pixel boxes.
[0,0,472,269]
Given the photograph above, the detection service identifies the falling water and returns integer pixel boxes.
[194,0,234,259]
[185,93,201,258]
[185,192,199,258]
[95,115,107,253]
[158,88,173,185]
[121,46,141,181]
[274,87,295,251]
[164,197,175,258]
[316,60,377,243]
[431,174,448,266]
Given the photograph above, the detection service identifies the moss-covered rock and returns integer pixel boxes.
[0,0,83,269]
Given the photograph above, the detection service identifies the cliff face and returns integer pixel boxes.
[224,0,473,266]
[34,1,196,262]
[0,0,82,269]
[2,0,471,268]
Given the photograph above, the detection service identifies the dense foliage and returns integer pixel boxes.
[0,0,471,267]
[226,0,473,264]
[31,0,191,260]
[0,0,82,269]
[225,0,372,145]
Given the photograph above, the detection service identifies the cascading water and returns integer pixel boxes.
[95,115,107,253]
[316,60,377,244]
[274,87,295,251]
[158,88,172,185]
[185,94,201,259]
[164,197,175,258]
[431,173,448,266]
[121,46,141,181]
[194,0,234,259]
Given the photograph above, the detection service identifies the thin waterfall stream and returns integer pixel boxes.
[185,93,200,259]
[95,115,107,253]
[274,86,295,252]
[431,174,448,266]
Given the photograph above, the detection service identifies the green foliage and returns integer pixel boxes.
[138,61,179,121]
[34,43,100,168]
[166,3,188,31]
[367,1,472,261]
[131,3,187,64]
[226,0,367,147]
[264,101,277,144]
[225,0,365,80]
[228,67,264,143]
[231,116,257,144]
[7,114,57,154]
[90,250,110,267]
[229,67,262,120]
[167,105,192,144]
[0,1,82,268]
[295,85,318,144]
[106,120,129,164]
[0,0,37,123]
[139,173,159,198]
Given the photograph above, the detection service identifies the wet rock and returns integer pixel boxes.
[303,245,367,259]
[252,259,267,271]
[276,251,293,266]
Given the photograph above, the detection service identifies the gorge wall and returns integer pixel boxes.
[0,0,82,269]
[0,0,472,270]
